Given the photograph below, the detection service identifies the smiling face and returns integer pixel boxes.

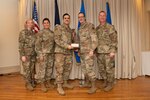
[43,20,50,29]
[78,13,86,24]
[99,11,106,24]
[26,19,34,30]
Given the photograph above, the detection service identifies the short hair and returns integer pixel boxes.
[78,12,85,17]
[99,11,106,15]
[24,19,34,29]
[63,13,70,19]
[42,18,50,23]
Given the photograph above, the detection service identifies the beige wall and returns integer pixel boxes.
[0,0,19,71]
[145,0,150,11]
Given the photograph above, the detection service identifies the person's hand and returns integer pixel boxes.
[110,52,115,58]
[74,49,79,52]
[68,45,73,50]
[21,56,26,62]
[78,52,80,56]
[89,50,94,57]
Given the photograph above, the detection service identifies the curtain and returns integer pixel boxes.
[18,0,146,79]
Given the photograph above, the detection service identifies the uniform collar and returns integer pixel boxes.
[25,28,33,33]
[99,22,107,28]
[80,21,87,29]
[62,23,70,30]
[43,28,50,31]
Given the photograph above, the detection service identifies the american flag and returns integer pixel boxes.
[32,1,40,33]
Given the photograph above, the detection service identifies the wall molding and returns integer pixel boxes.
[0,65,20,74]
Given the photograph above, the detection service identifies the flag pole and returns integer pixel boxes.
[32,0,36,87]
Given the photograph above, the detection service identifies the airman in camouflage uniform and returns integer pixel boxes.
[18,19,36,91]
[78,12,98,94]
[96,11,118,92]
[54,13,74,95]
[35,18,54,92]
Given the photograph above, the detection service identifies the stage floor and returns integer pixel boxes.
[0,73,150,100]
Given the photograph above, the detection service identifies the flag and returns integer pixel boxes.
[106,2,112,24]
[55,0,60,25]
[32,1,40,33]
[78,0,86,29]
[74,0,86,63]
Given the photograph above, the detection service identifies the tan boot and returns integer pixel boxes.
[57,84,65,96]
[82,76,91,88]
[99,80,107,89]
[82,82,91,88]
[104,82,113,92]
[41,82,48,93]
[88,81,97,94]
[25,82,34,91]
[63,81,74,89]
[47,80,55,89]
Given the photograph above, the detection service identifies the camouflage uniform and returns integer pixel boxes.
[96,23,117,86]
[19,29,36,84]
[79,22,98,82]
[35,29,54,83]
[54,24,73,84]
